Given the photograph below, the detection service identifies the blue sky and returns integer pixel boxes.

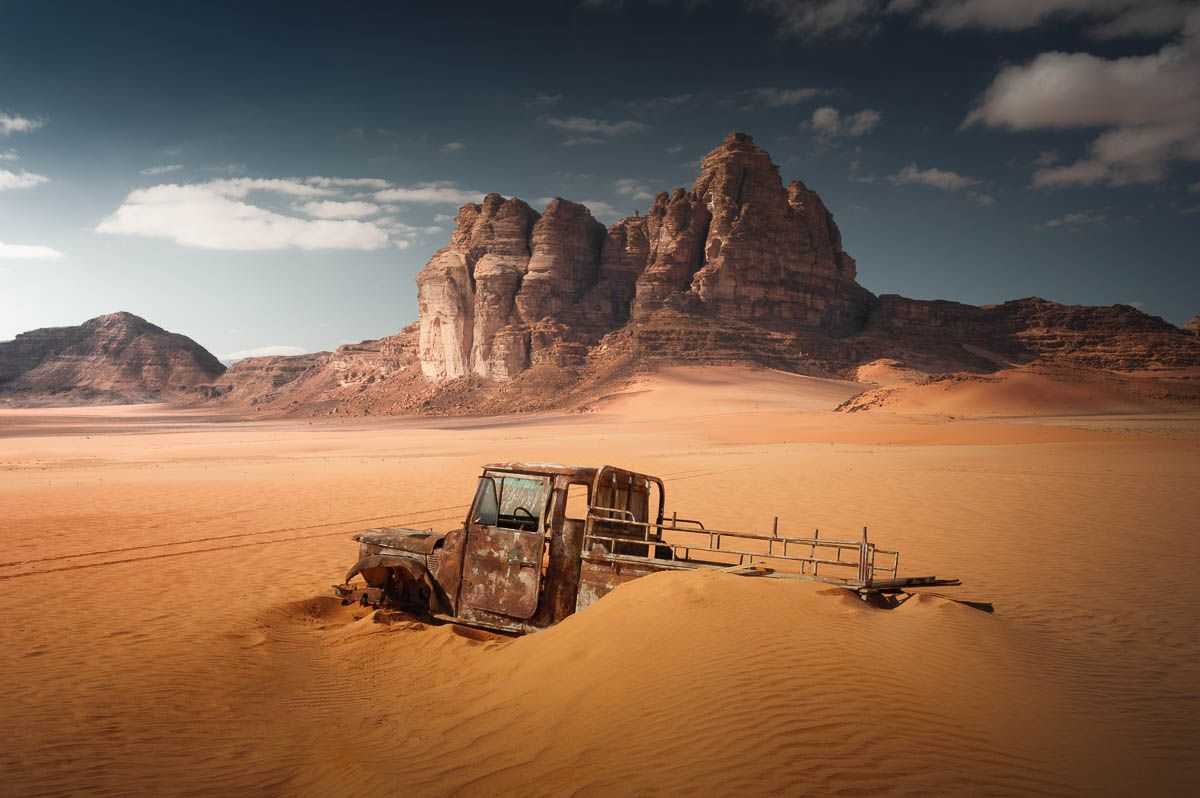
[2,0,1197,359]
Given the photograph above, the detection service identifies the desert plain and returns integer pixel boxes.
[1,366,1198,796]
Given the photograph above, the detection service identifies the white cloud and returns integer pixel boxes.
[747,0,1194,39]
[969,190,997,206]
[967,12,1200,187]
[434,213,453,222]
[298,200,381,219]
[846,109,882,135]
[889,163,982,191]
[0,149,17,161]
[141,164,183,176]
[810,106,882,137]
[0,169,49,190]
[545,116,648,137]
[562,136,605,147]
[747,87,826,107]
[210,177,335,198]
[747,0,882,38]
[0,112,43,135]
[96,180,392,251]
[220,345,309,362]
[441,141,465,153]
[627,93,694,112]
[615,178,655,201]
[305,176,392,190]
[377,218,446,239]
[897,0,1194,39]
[530,93,563,106]
[0,240,63,259]
[374,181,485,205]
[1042,209,1107,228]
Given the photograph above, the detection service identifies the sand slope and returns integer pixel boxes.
[1,366,1198,795]
[841,364,1200,417]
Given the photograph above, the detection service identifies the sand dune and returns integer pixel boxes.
[1,366,1198,795]
[841,364,1200,417]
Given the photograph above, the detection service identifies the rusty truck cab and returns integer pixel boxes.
[434,462,664,633]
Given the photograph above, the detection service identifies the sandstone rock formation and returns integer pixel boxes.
[0,312,225,404]
[1185,315,1200,335]
[863,296,1200,371]
[417,132,872,383]
[403,130,1200,401]
[208,326,422,412]
[205,131,1200,417]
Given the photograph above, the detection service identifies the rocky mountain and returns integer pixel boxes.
[417,132,872,383]
[1186,315,1200,335]
[415,132,1198,383]
[0,312,225,404]
[210,132,1200,416]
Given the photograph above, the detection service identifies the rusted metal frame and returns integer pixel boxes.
[669,511,706,530]
[584,530,876,573]
[590,506,873,552]
[581,511,881,582]
[580,549,865,588]
[586,510,871,553]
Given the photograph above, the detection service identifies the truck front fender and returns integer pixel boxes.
[343,553,450,615]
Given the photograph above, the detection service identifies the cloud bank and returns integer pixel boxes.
[97,179,393,251]
[966,6,1200,186]
[0,240,63,259]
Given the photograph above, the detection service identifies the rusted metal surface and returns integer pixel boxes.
[332,461,970,634]
[458,524,543,620]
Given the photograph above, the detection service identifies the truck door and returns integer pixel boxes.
[458,473,549,620]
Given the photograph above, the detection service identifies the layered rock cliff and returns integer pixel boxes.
[206,326,432,414]
[412,132,1200,387]
[0,312,225,404]
[200,131,1200,416]
[860,296,1200,371]
[417,132,872,383]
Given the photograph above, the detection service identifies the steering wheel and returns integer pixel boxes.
[513,506,534,519]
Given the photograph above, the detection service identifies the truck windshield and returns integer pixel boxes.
[473,474,547,533]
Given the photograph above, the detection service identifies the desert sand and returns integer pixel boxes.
[2,366,1198,796]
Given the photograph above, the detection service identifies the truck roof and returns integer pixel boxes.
[483,462,599,479]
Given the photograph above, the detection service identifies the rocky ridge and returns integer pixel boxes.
[33,132,1184,416]
[0,312,225,404]
[203,132,1200,416]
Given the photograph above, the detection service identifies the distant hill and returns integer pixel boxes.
[0,312,225,405]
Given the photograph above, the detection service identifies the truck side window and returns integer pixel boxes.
[565,482,589,521]
[472,477,499,527]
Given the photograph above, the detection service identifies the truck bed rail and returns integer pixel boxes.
[584,506,902,588]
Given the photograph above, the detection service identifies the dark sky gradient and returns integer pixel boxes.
[1,0,1196,358]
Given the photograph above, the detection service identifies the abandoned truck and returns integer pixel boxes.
[334,462,969,634]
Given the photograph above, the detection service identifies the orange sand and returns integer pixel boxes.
[1,366,1198,795]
